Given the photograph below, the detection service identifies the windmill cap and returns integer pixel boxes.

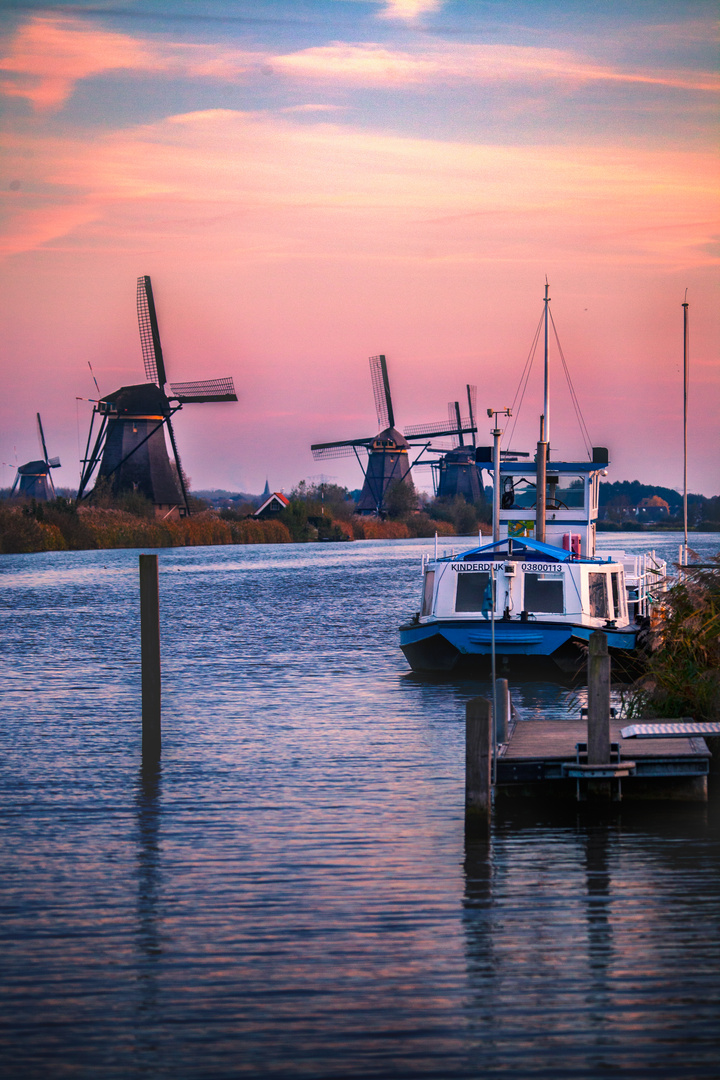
[99,383,172,417]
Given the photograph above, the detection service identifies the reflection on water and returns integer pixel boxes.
[0,534,718,1077]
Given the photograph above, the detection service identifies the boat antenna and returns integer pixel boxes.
[543,277,550,445]
[682,290,689,564]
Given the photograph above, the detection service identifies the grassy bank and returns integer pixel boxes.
[0,501,470,555]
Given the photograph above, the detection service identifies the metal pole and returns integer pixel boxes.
[495,678,509,743]
[490,565,497,782]
[682,293,689,563]
[536,415,547,544]
[140,554,161,757]
[543,278,550,445]
[492,426,501,542]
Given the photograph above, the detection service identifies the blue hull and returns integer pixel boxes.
[399,618,638,672]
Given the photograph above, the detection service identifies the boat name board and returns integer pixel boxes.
[450,562,560,573]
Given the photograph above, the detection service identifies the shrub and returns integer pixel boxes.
[626,556,720,721]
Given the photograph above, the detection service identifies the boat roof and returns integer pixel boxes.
[495,460,604,475]
[436,536,608,564]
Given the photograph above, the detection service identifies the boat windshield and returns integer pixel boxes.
[500,474,586,509]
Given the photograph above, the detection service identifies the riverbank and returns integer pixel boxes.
[0,503,469,554]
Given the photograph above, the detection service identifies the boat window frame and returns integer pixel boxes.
[522,570,565,614]
[588,571,609,619]
[454,571,492,613]
[421,570,435,617]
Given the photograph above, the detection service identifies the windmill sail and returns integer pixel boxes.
[170,378,237,403]
[369,355,394,431]
[137,275,167,387]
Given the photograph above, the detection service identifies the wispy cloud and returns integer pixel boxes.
[271,41,720,91]
[377,0,442,21]
[1,15,717,112]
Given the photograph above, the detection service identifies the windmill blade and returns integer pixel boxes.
[48,456,61,468]
[466,384,477,448]
[447,401,463,447]
[311,436,371,461]
[404,422,476,440]
[166,415,190,515]
[404,418,449,437]
[137,275,167,388]
[169,377,237,403]
[311,445,363,461]
[36,413,49,463]
[369,355,395,430]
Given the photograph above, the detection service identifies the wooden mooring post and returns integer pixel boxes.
[139,554,161,756]
[466,696,492,825]
[495,678,510,744]
[587,630,611,766]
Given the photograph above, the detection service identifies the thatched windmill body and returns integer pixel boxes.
[78,277,237,517]
[311,357,477,514]
[406,385,483,501]
[11,414,61,500]
[311,356,415,515]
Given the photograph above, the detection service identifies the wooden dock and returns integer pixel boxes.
[496,717,710,802]
[464,631,713,820]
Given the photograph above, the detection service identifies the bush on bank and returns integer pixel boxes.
[627,556,720,722]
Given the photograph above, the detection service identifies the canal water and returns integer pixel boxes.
[1,532,719,1078]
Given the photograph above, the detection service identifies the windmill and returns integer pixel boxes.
[77,276,237,517]
[11,414,61,500]
[403,384,481,500]
[311,357,478,515]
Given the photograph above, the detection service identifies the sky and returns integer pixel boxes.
[1,0,718,497]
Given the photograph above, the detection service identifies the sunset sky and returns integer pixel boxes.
[1,0,718,497]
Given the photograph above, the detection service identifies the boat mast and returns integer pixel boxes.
[543,278,550,444]
[536,280,550,544]
[682,291,689,563]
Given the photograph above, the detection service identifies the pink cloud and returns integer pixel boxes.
[2,109,717,272]
[0,15,261,110]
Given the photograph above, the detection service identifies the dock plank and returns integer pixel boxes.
[501,720,708,761]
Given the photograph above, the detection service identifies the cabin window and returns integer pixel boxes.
[421,571,435,616]
[500,473,585,509]
[455,572,491,612]
[501,475,535,509]
[523,572,564,614]
[551,476,585,509]
[611,572,622,620]
[589,573,609,618]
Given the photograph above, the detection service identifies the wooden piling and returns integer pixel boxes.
[140,554,161,756]
[587,630,610,765]
[495,678,509,744]
[466,696,492,823]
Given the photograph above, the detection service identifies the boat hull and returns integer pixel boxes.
[399,617,638,673]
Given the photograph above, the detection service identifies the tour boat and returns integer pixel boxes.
[399,286,667,673]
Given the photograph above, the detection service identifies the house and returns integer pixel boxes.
[253,492,290,519]
[636,495,670,521]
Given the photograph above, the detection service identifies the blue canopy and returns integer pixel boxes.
[440,536,604,563]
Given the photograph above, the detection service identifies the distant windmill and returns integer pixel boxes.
[77,276,237,517]
[11,414,61,501]
[311,356,477,515]
[405,385,483,501]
